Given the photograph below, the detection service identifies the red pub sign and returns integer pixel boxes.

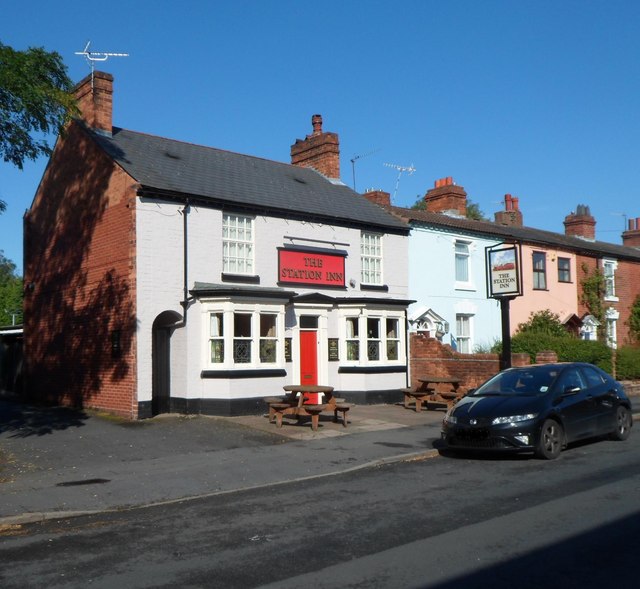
[278,249,346,287]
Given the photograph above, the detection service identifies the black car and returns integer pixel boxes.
[441,362,632,459]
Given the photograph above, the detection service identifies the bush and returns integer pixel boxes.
[615,347,640,380]
[504,332,612,372]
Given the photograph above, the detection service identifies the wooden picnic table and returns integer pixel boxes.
[403,375,464,412]
[267,385,340,431]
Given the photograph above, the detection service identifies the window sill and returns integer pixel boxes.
[360,283,389,292]
[338,365,407,374]
[201,368,286,378]
[604,296,619,303]
[221,273,260,284]
[454,282,476,292]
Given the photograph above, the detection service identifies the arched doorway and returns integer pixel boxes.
[152,311,181,416]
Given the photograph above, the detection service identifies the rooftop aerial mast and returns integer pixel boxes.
[75,41,129,88]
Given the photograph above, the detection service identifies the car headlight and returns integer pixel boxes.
[443,411,457,425]
[491,414,537,425]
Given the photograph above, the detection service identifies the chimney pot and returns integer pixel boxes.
[290,114,340,179]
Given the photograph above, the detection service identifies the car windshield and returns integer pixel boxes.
[471,367,559,397]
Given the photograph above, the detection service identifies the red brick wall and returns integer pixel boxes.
[576,254,640,345]
[409,333,530,393]
[23,122,138,418]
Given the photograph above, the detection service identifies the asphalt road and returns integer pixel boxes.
[1,430,639,588]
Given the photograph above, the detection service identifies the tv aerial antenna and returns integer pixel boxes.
[384,162,416,202]
[75,41,129,88]
[350,148,380,192]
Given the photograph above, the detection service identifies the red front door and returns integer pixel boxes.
[300,330,319,403]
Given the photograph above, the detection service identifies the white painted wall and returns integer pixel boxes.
[408,225,503,352]
[136,198,410,403]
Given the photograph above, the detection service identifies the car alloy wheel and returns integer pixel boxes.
[610,406,632,441]
[535,419,563,460]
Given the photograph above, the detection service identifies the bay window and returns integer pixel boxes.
[343,311,404,365]
[206,304,283,369]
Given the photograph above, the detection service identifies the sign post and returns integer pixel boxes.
[486,244,522,370]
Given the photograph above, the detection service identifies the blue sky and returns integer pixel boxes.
[2,0,640,275]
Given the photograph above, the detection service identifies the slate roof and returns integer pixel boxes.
[391,206,640,262]
[88,126,409,234]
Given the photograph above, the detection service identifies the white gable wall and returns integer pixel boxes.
[408,225,502,352]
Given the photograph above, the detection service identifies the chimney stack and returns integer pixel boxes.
[423,177,467,217]
[363,189,391,208]
[564,204,596,240]
[73,71,114,136]
[622,217,640,248]
[290,114,340,179]
[494,193,523,227]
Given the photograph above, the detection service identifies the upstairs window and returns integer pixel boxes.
[532,252,547,290]
[223,213,254,275]
[455,241,470,282]
[361,232,382,285]
[558,257,571,283]
[603,259,617,299]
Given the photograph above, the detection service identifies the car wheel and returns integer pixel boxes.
[609,406,632,441]
[535,419,563,460]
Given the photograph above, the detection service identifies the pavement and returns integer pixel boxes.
[0,398,447,526]
[1,394,638,527]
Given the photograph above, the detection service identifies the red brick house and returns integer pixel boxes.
[22,72,412,419]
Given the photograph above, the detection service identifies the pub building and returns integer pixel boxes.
[23,72,412,419]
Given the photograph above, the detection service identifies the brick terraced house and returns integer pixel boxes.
[365,179,640,351]
[23,72,411,419]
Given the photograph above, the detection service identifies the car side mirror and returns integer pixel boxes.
[563,386,581,396]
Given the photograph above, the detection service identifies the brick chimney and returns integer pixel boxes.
[564,204,596,241]
[423,177,467,216]
[290,114,340,179]
[622,217,640,248]
[494,194,523,227]
[74,71,114,136]
[363,189,391,208]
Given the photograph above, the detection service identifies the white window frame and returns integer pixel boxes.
[223,213,255,275]
[603,259,618,301]
[455,314,473,354]
[605,307,619,349]
[361,232,383,285]
[454,239,474,290]
[204,301,285,370]
[341,309,405,366]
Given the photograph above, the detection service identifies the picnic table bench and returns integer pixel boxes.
[265,385,352,430]
[403,375,464,412]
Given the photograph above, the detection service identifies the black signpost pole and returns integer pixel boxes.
[500,296,514,370]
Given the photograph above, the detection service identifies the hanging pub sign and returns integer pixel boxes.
[278,248,346,287]
[486,244,522,298]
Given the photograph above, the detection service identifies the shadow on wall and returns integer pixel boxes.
[23,124,136,413]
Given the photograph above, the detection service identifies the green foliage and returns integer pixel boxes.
[507,331,612,372]
[0,251,22,326]
[411,196,426,210]
[615,347,640,380]
[410,195,487,220]
[465,200,487,221]
[579,263,605,337]
[515,309,570,338]
[0,41,77,169]
[626,295,640,344]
